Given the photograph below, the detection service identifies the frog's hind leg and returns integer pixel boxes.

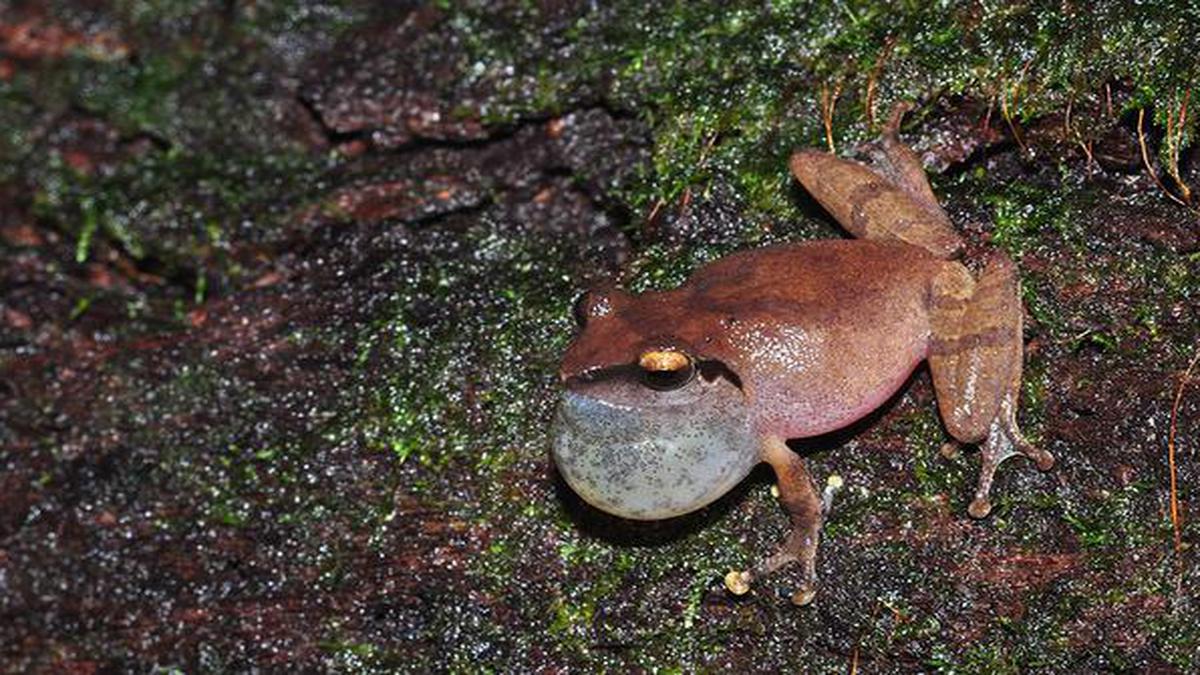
[928,253,1055,518]
[789,104,964,259]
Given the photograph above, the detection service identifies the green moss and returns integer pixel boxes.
[0,86,38,181]
[906,407,967,500]
[1020,358,1050,438]
[1062,480,1161,552]
[986,182,1079,258]
[31,145,324,283]
[5,1,1198,670]
[931,637,1020,674]
[0,1,364,287]
[449,1,1200,227]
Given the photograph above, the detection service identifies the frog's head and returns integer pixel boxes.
[553,285,758,520]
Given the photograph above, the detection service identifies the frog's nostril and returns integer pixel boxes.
[572,291,592,327]
[572,285,623,327]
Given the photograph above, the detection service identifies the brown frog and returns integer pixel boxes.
[552,108,1055,605]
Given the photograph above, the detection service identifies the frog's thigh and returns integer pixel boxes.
[927,258,1017,442]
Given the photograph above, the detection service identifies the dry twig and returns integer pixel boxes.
[1137,108,1190,208]
[1169,348,1200,556]
[999,61,1034,155]
[1162,91,1193,205]
[1063,96,1097,175]
[863,38,895,129]
[820,81,842,153]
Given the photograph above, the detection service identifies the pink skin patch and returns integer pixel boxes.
[749,338,929,441]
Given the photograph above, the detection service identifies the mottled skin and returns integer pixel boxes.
[553,109,1055,605]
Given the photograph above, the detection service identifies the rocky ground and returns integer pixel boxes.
[1,1,1198,671]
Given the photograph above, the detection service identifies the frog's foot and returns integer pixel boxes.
[939,398,1054,519]
[789,103,964,259]
[968,394,1055,518]
[723,437,824,606]
[929,252,1054,518]
[723,530,818,606]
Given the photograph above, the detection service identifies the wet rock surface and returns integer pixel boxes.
[2,1,1199,671]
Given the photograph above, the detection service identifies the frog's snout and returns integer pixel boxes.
[552,375,757,520]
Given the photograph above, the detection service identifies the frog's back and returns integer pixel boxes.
[684,239,940,309]
[681,239,944,438]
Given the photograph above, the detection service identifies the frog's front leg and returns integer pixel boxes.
[928,253,1056,518]
[724,436,824,606]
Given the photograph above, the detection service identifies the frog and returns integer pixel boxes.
[551,106,1055,605]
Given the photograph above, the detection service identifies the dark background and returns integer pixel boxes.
[1,1,1198,671]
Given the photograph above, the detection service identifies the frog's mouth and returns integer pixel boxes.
[552,360,757,520]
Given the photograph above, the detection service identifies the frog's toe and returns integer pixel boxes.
[939,440,962,460]
[968,423,1019,519]
[1016,437,1055,471]
[820,473,844,516]
[1035,451,1056,472]
[724,570,752,596]
[968,495,993,519]
[791,585,817,607]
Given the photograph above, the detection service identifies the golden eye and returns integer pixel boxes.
[638,350,695,391]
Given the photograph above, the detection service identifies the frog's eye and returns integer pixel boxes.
[638,349,695,391]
